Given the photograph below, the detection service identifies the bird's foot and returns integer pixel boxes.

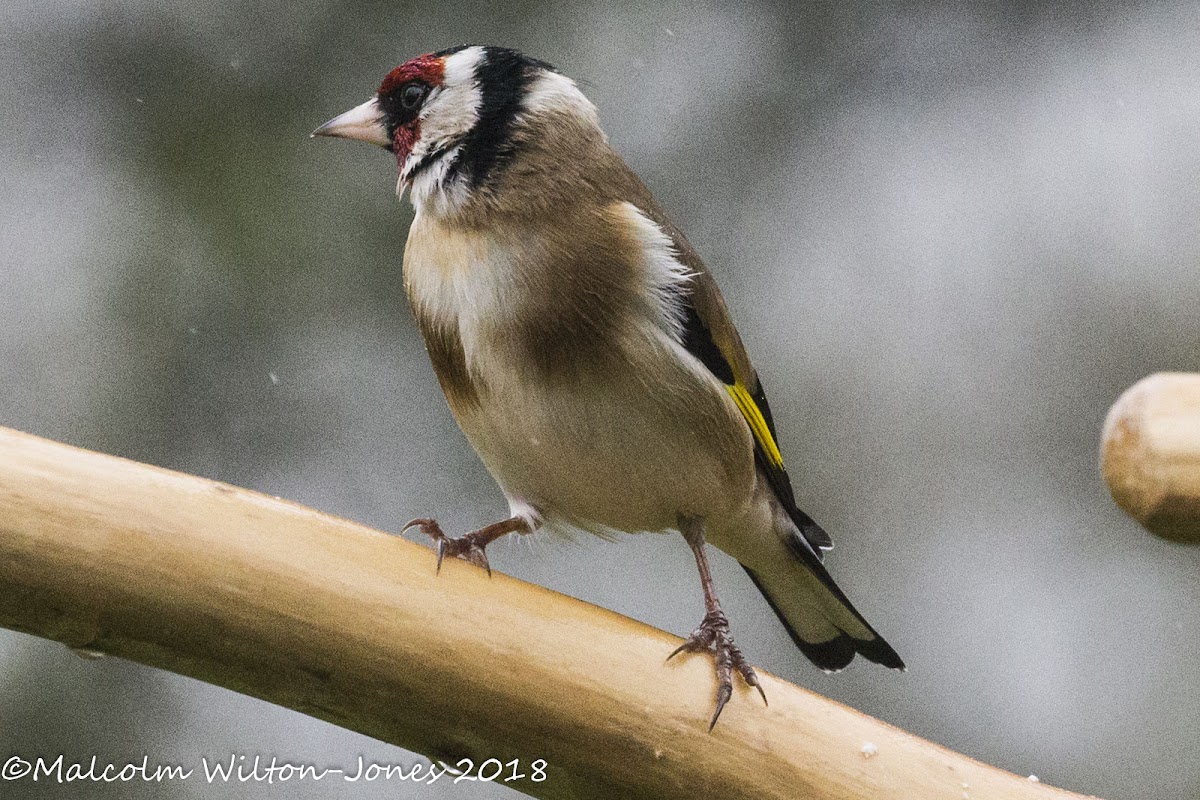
[668,609,767,730]
[401,516,529,577]
[401,517,496,575]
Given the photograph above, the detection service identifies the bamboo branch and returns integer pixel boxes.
[1103,372,1200,542]
[0,426,1091,800]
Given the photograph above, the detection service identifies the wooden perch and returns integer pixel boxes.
[0,425,1090,800]
[1103,372,1200,542]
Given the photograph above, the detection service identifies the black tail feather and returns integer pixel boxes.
[743,565,905,672]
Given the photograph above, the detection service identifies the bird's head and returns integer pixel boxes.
[314,45,598,214]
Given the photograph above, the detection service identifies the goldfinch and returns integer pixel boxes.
[314,45,903,728]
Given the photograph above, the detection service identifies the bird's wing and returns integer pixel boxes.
[649,212,910,671]
[679,274,833,555]
[633,205,834,556]
[599,152,831,552]
[607,164,902,670]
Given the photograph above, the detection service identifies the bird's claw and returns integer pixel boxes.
[401,517,494,576]
[668,609,767,730]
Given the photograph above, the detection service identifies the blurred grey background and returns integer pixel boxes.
[2,1,1199,798]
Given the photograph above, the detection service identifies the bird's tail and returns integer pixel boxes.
[740,511,904,673]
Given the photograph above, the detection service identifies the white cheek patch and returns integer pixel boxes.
[402,45,485,213]
[421,49,485,147]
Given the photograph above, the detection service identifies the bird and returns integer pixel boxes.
[313,44,903,729]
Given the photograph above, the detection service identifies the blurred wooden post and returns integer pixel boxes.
[1103,373,1200,542]
[0,426,1093,799]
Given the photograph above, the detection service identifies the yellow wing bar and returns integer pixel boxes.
[726,382,785,469]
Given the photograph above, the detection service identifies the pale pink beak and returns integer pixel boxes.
[311,98,390,147]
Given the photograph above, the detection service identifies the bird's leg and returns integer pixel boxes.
[401,516,531,577]
[668,515,767,730]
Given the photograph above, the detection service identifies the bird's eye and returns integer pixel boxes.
[401,83,427,110]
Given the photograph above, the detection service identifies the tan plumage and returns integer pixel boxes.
[314,44,903,725]
[405,197,752,534]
